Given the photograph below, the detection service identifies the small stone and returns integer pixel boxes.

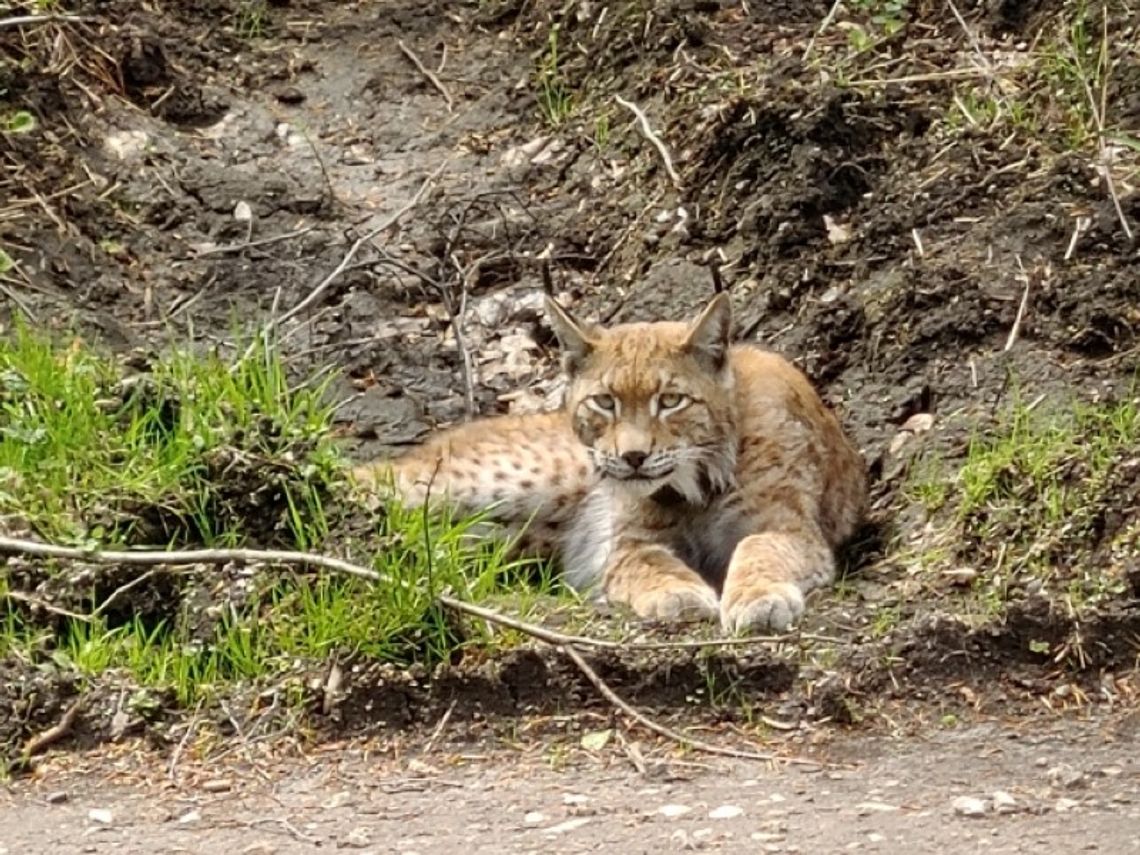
[562,793,589,805]
[1054,797,1080,813]
[901,413,935,433]
[177,809,201,824]
[46,791,68,804]
[708,804,744,820]
[321,791,354,810]
[943,567,978,585]
[338,827,371,848]
[543,817,591,835]
[88,808,113,825]
[952,796,989,817]
[658,804,692,818]
[992,791,1017,813]
[1047,764,1087,789]
[275,87,306,105]
[202,779,232,794]
[856,801,899,814]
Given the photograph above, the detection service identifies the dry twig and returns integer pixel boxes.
[276,161,449,326]
[801,0,843,63]
[0,14,90,28]
[561,644,816,766]
[398,40,454,112]
[20,694,85,766]
[190,225,316,258]
[615,95,682,189]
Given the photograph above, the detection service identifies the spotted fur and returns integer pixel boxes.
[352,294,867,633]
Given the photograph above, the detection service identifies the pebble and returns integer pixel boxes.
[1048,764,1087,789]
[46,791,68,804]
[658,804,692,819]
[992,791,1017,813]
[202,779,233,794]
[339,828,371,848]
[708,805,744,820]
[177,809,201,824]
[88,808,113,825]
[1054,797,1080,813]
[543,817,592,835]
[856,801,899,814]
[523,811,546,826]
[952,796,989,817]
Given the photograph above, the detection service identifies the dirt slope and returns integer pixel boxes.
[1,0,1139,833]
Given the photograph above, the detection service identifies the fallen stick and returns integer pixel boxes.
[19,694,85,766]
[0,14,90,28]
[561,643,818,766]
[615,95,682,189]
[0,535,821,765]
[275,160,448,327]
[398,39,454,112]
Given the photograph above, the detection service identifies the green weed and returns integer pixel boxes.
[234,0,268,39]
[904,389,1140,608]
[0,325,560,715]
[0,321,339,547]
[536,24,574,127]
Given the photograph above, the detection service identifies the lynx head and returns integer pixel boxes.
[544,294,738,505]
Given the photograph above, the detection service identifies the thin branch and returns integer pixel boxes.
[190,226,316,258]
[0,534,825,765]
[1004,256,1032,352]
[447,252,477,420]
[561,644,819,766]
[0,536,385,583]
[20,694,85,765]
[3,589,91,622]
[801,0,843,63]
[0,14,90,28]
[1072,43,1133,240]
[275,161,448,327]
[397,40,454,112]
[615,95,682,189]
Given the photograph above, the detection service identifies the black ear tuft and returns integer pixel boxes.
[684,293,732,372]
[544,296,596,375]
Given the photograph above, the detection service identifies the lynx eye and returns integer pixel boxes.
[588,393,617,414]
[657,392,688,411]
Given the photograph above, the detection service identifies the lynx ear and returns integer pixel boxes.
[684,293,732,372]
[544,296,596,374]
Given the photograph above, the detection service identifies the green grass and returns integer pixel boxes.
[905,390,1140,608]
[0,325,554,720]
[536,24,574,127]
[0,321,339,547]
[234,0,268,39]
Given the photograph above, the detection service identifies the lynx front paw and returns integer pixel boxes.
[720,581,805,634]
[621,579,719,623]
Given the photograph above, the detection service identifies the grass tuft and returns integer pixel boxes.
[0,326,558,716]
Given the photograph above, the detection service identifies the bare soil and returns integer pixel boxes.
[2,0,1140,847]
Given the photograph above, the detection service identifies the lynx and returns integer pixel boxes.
[353,294,867,633]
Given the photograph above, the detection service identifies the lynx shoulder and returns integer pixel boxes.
[353,294,867,633]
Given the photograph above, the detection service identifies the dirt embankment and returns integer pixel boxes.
[1,0,1139,768]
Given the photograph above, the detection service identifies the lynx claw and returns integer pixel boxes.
[720,582,804,635]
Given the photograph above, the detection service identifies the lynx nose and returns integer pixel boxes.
[621,450,648,470]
